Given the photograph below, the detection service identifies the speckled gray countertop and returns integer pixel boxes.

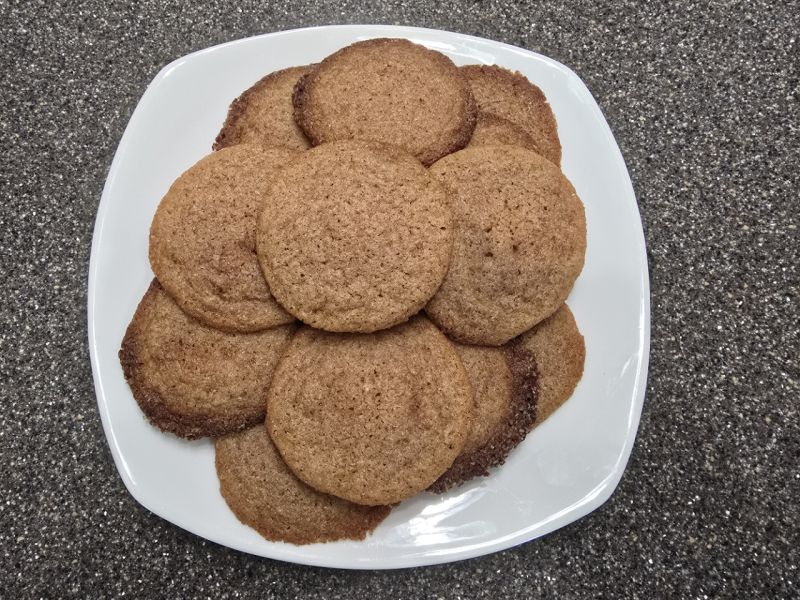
[1,1,798,598]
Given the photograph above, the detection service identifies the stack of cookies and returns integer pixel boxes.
[119,38,587,545]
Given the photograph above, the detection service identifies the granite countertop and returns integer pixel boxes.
[2,1,797,597]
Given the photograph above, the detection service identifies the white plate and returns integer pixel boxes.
[88,24,650,569]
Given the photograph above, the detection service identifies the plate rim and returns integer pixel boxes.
[87,23,650,569]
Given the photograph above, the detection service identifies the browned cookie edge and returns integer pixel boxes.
[428,345,538,493]
[524,304,586,428]
[118,280,266,440]
[292,71,321,146]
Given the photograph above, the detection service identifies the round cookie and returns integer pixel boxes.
[513,304,585,427]
[149,145,297,333]
[293,38,477,166]
[468,113,539,152]
[266,317,473,506]
[426,144,586,346]
[213,66,313,152]
[461,65,561,165]
[429,342,538,493]
[257,140,454,333]
[119,280,295,439]
[216,425,391,545]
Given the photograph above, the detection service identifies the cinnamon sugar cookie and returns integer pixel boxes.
[426,144,586,345]
[294,38,476,165]
[119,280,295,439]
[216,425,391,544]
[257,140,453,333]
[149,145,297,332]
[266,317,473,506]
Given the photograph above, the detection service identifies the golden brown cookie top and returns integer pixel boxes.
[514,304,585,427]
[293,38,477,165]
[461,65,561,165]
[119,280,295,439]
[149,145,297,332]
[257,140,454,333]
[215,425,391,545]
[468,112,539,152]
[429,342,538,493]
[213,66,313,152]
[426,144,586,345]
[266,317,474,506]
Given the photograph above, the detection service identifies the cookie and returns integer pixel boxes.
[513,304,585,427]
[293,38,476,166]
[461,65,561,165]
[257,140,453,333]
[426,145,586,345]
[429,342,538,492]
[216,425,391,545]
[468,113,539,152]
[149,145,297,333]
[213,66,312,152]
[266,317,473,506]
[119,280,295,439]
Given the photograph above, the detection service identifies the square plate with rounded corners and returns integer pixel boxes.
[88,24,649,569]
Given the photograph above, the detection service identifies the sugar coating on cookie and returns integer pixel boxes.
[461,65,561,165]
[266,317,473,506]
[426,144,586,346]
[149,145,297,333]
[429,342,538,493]
[468,113,539,152]
[119,280,295,439]
[213,66,313,152]
[293,38,477,165]
[215,425,391,544]
[513,304,585,427]
[257,140,453,333]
